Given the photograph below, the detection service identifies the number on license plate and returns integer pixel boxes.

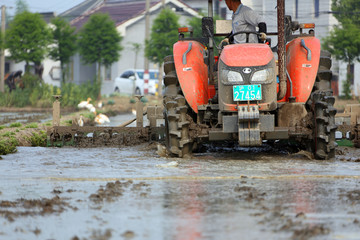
[233,84,262,101]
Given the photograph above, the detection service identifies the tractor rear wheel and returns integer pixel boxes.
[315,50,332,91]
[163,55,193,158]
[306,50,337,159]
[308,90,337,159]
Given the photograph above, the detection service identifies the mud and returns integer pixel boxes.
[0,145,360,239]
[0,195,77,222]
[89,180,142,203]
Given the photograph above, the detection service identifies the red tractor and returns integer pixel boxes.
[163,0,336,159]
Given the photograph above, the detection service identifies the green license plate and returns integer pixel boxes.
[233,84,262,101]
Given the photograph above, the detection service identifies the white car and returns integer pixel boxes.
[113,69,160,95]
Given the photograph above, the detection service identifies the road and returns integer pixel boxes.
[0,144,360,240]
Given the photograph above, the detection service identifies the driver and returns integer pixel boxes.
[224,0,267,44]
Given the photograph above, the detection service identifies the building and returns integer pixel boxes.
[61,0,200,95]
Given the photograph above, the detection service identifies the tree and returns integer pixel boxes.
[5,11,51,72]
[130,43,142,69]
[332,0,360,26]
[145,8,179,65]
[49,17,78,83]
[322,0,360,98]
[15,0,29,15]
[78,13,123,81]
[145,8,180,96]
[187,13,222,53]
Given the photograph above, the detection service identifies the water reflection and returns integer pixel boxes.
[0,112,52,125]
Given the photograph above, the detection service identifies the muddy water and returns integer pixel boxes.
[1,145,360,239]
[0,112,52,125]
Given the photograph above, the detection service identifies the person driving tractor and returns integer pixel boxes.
[223,0,267,44]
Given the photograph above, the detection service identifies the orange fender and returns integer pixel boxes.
[279,37,320,103]
[173,41,208,113]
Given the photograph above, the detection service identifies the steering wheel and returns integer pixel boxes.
[227,31,260,43]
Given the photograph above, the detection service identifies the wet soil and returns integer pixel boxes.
[0,195,77,222]
[0,144,360,239]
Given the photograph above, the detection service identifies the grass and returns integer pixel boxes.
[9,122,22,128]
[336,139,354,147]
[1,131,15,137]
[0,125,5,130]
[0,138,18,155]
[28,131,47,147]
[25,123,38,128]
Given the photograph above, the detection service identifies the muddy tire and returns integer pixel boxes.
[308,90,337,159]
[314,50,332,91]
[305,51,337,159]
[163,55,193,157]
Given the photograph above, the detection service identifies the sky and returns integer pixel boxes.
[0,0,86,16]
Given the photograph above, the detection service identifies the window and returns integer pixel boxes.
[120,71,131,78]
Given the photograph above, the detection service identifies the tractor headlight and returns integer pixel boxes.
[251,68,274,82]
[227,70,243,82]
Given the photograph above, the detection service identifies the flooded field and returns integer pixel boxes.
[1,144,360,240]
[0,112,52,126]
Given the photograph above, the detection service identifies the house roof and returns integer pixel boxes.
[69,0,199,31]
[60,0,103,22]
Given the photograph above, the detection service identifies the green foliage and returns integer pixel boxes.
[15,0,29,15]
[332,0,360,26]
[0,138,18,155]
[342,75,352,99]
[26,123,38,128]
[129,43,142,69]
[9,122,22,128]
[0,31,3,51]
[78,13,123,79]
[187,13,223,55]
[1,131,15,137]
[145,8,180,64]
[0,125,5,130]
[49,17,78,83]
[336,139,354,147]
[0,73,100,108]
[5,11,51,70]
[0,73,55,107]
[0,87,32,107]
[28,132,47,147]
[60,79,101,107]
[322,23,360,64]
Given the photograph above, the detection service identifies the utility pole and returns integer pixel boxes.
[0,5,5,93]
[143,0,150,95]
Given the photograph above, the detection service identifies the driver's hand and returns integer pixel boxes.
[220,38,229,48]
[259,32,267,41]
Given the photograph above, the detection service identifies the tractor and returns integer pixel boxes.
[163,0,337,159]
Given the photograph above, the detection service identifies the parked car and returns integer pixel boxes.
[113,69,160,95]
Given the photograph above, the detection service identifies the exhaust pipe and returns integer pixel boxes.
[277,0,287,100]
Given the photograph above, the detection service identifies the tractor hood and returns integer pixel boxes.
[220,44,273,67]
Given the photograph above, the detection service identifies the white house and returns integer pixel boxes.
[62,0,200,96]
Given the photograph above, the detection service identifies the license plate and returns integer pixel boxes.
[233,84,262,101]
